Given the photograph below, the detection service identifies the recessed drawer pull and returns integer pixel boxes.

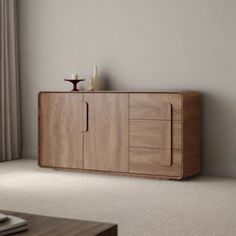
[83,101,88,132]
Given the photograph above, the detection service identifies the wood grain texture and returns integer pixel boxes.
[39,93,83,168]
[182,92,201,177]
[83,93,129,172]
[130,93,182,120]
[129,148,182,177]
[0,210,117,236]
[38,91,201,180]
[129,103,172,166]
[130,120,181,150]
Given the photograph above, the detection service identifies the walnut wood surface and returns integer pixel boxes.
[38,91,201,180]
[129,96,181,175]
[129,148,182,177]
[130,93,182,120]
[39,93,83,168]
[182,92,201,177]
[0,210,117,236]
[83,93,129,172]
[130,120,181,150]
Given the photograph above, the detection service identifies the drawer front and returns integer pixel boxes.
[130,120,182,149]
[130,148,182,177]
[130,94,182,120]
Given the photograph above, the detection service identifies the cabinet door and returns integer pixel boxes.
[39,93,83,168]
[83,94,129,172]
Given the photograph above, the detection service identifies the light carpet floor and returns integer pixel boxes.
[0,159,236,236]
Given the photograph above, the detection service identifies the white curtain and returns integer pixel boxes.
[0,0,21,161]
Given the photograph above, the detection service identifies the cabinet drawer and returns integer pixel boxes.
[130,94,182,120]
[130,148,182,177]
[130,120,182,149]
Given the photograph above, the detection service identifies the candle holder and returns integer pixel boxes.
[64,79,85,91]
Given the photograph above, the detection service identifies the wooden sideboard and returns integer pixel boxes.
[38,91,201,179]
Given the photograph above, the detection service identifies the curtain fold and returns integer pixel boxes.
[0,0,21,161]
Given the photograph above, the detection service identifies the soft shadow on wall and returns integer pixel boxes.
[201,92,236,177]
[99,71,116,90]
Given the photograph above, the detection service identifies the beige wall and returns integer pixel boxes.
[19,0,236,176]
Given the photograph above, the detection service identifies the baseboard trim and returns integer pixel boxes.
[203,165,236,178]
[22,150,37,159]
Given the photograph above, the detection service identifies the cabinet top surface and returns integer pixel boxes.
[39,90,200,94]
